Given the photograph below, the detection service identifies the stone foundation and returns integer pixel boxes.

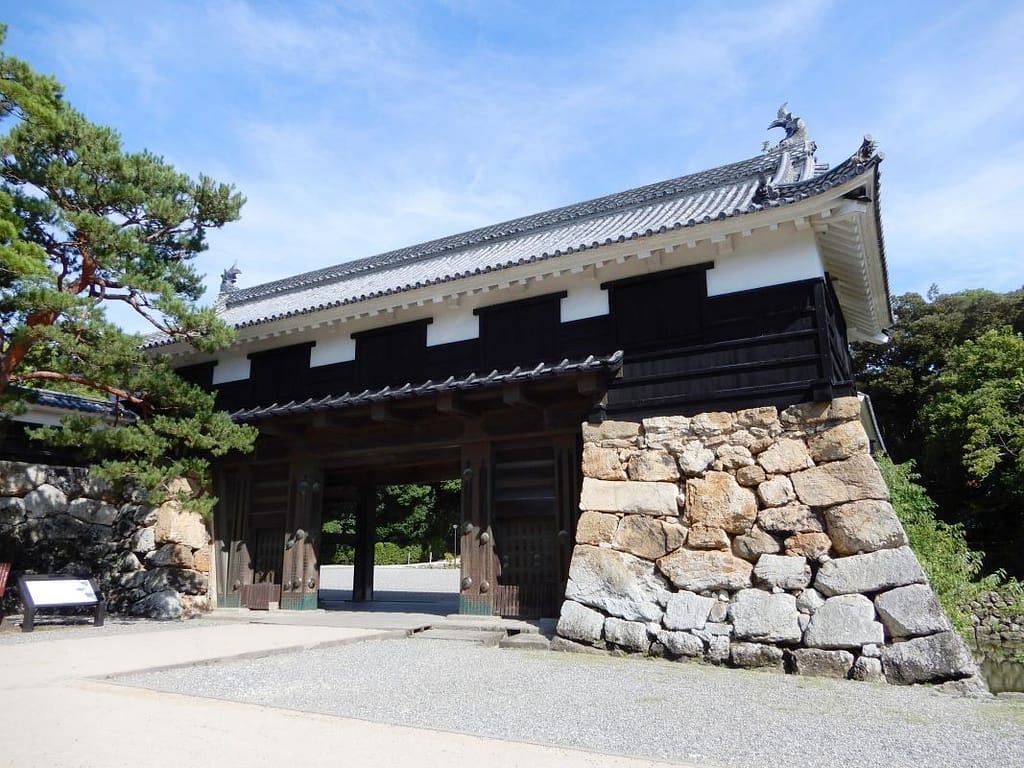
[558,398,984,688]
[0,461,211,619]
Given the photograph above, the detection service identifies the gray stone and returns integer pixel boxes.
[757,504,823,534]
[131,505,159,526]
[657,630,704,657]
[861,643,881,658]
[874,584,952,638]
[604,617,650,652]
[557,599,606,643]
[565,545,668,622]
[850,656,884,682]
[23,483,68,516]
[550,636,607,655]
[579,478,677,516]
[684,471,757,534]
[657,548,753,592]
[803,594,884,649]
[129,589,182,620]
[757,438,813,474]
[576,511,618,545]
[796,588,826,614]
[690,411,734,435]
[627,451,680,482]
[663,591,715,631]
[142,567,207,595]
[752,554,811,590]
[676,442,716,476]
[824,499,909,555]
[0,496,26,523]
[66,498,118,526]
[790,455,889,507]
[1,462,46,495]
[130,526,156,554]
[806,420,869,462]
[709,600,729,623]
[731,642,785,669]
[729,589,801,643]
[881,631,980,685]
[714,445,754,470]
[814,546,927,597]
[707,635,731,663]
[732,525,780,563]
[789,648,854,678]
[756,477,796,508]
[641,416,690,449]
[735,465,767,487]
[734,406,780,430]
[146,542,195,568]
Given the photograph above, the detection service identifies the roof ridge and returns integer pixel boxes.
[224,147,802,307]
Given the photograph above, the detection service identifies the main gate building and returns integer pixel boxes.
[164,107,891,620]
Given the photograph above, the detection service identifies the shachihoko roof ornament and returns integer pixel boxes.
[768,102,810,148]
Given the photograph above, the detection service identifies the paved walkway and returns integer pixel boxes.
[0,617,684,768]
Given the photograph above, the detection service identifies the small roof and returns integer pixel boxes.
[4,386,135,424]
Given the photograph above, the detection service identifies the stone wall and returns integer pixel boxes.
[968,591,1024,648]
[557,398,984,689]
[0,461,211,619]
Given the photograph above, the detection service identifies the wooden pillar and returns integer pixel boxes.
[459,442,494,615]
[214,465,251,609]
[352,484,376,602]
[281,462,323,610]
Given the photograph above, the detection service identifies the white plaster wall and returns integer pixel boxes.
[706,227,823,296]
[427,311,479,346]
[561,282,610,321]
[211,352,252,384]
[309,334,356,367]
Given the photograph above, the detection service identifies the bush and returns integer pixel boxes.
[373,541,422,565]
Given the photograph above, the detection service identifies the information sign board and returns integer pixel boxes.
[17,574,105,632]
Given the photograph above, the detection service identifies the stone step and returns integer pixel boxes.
[498,633,552,651]
[416,628,505,646]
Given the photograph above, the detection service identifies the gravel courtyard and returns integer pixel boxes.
[119,635,1024,768]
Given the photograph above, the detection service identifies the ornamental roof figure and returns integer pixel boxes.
[768,102,809,148]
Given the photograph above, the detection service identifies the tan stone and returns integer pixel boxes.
[192,545,212,574]
[781,397,861,429]
[807,420,869,463]
[790,455,889,507]
[690,411,734,435]
[657,548,753,592]
[641,416,691,449]
[684,471,757,534]
[756,476,796,508]
[757,438,813,474]
[579,478,678,516]
[582,420,641,446]
[758,503,823,533]
[576,510,618,545]
[732,524,781,562]
[613,515,677,560]
[714,444,754,470]
[685,524,730,551]
[823,499,909,555]
[582,444,627,480]
[735,465,767,487]
[627,451,680,482]
[784,532,833,559]
[676,441,716,476]
[154,504,209,548]
[734,406,780,430]
[663,522,688,552]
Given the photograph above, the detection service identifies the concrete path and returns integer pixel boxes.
[0,618,685,768]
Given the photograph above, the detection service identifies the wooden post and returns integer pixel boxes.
[459,442,494,615]
[352,484,376,602]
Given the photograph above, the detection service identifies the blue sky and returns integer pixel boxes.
[3,1,1022,329]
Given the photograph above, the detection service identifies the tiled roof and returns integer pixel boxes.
[210,139,880,333]
[230,350,624,421]
[8,386,135,421]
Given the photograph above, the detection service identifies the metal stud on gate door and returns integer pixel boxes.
[461,576,473,591]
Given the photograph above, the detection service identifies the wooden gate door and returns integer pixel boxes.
[239,462,289,609]
[490,437,579,618]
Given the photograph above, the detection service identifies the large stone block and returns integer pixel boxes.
[565,545,668,622]
[613,515,677,560]
[732,525,780,563]
[731,642,784,669]
[685,524,730,551]
[783,532,832,559]
[23,484,68,516]
[579,478,678,516]
[676,442,716,476]
[756,476,796,508]
[684,471,757,534]
[663,590,715,631]
[129,589,182,620]
[583,420,641,447]
[807,420,869,462]
[657,548,753,592]
[154,504,209,549]
[803,594,884,649]
[814,546,927,597]
[130,526,156,554]
[657,630,704,657]
[752,554,811,590]
[734,406,780,430]
[823,499,908,555]
[790,455,889,507]
[781,397,861,428]
[729,589,802,643]
[146,542,195,568]
[576,511,618,545]
[881,631,980,685]
[690,411,734,435]
[641,416,690,449]
[604,617,651,652]
[627,451,680,482]
[714,445,754,471]
[757,438,813,474]
[1,462,47,495]
[557,600,606,644]
[142,567,207,596]
[67,498,118,526]
[757,504,822,534]
[874,584,951,638]
[850,656,884,682]
[789,648,854,678]
[0,496,26,524]
[582,444,627,480]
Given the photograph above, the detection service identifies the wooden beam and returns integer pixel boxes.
[502,383,543,411]
[436,390,477,419]
[370,402,414,427]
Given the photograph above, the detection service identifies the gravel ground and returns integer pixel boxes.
[118,637,1024,768]
[0,613,233,645]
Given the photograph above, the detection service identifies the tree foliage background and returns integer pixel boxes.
[853,287,1024,577]
[0,26,255,511]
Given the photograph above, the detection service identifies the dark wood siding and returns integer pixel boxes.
[475,292,565,370]
[248,343,314,406]
[353,320,430,389]
[606,264,710,351]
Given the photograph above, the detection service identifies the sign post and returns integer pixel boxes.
[17,575,105,632]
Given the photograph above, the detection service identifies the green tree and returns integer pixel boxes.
[0,26,255,511]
